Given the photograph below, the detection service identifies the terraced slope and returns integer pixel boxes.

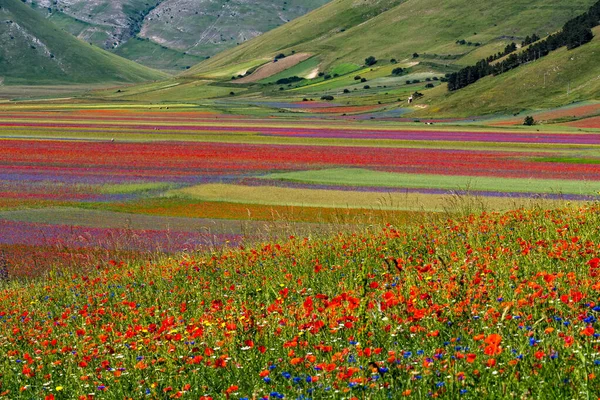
[0,0,168,85]
[21,0,330,72]
[187,0,595,77]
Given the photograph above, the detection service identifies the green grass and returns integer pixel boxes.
[415,26,600,117]
[89,79,248,102]
[170,183,562,211]
[98,182,178,195]
[187,0,594,78]
[0,0,168,85]
[263,168,600,195]
[533,157,600,165]
[114,38,205,74]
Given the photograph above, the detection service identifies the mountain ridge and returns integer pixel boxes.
[0,0,168,85]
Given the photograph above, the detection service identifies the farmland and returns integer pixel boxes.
[2,104,600,276]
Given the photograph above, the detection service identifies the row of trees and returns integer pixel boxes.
[485,42,518,64]
[447,0,600,91]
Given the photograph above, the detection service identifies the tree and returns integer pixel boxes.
[523,116,535,126]
[365,56,377,66]
[412,53,419,58]
[321,95,334,101]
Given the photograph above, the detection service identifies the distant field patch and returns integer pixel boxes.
[98,182,178,195]
[172,183,571,211]
[562,116,600,129]
[233,53,313,83]
[260,57,322,83]
[263,168,600,195]
[330,63,362,76]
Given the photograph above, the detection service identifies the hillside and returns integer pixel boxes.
[0,0,167,85]
[21,0,330,72]
[186,0,595,78]
[415,29,600,117]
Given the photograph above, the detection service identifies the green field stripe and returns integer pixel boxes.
[262,168,600,195]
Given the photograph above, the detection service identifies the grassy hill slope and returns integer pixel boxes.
[186,0,595,77]
[21,0,330,72]
[0,0,168,85]
[415,26,600,117]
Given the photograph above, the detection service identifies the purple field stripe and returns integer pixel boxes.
[0,219,242,251]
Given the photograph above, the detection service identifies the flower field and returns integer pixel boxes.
[2,205,600,398]
[1,105,600,275]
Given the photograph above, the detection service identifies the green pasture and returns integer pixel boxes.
[197,59,270,79]
[415,27,600,117]
[263,168,600,195]
[187,0,593,76]
[455,40,517,66]
[113,39,206,75]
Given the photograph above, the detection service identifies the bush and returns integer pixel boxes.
[354,76,361,80]
[274,53,286,60]
[275,76,304,85]
[363,85,371,89]
[413,53,419,58]
[391,67,404,76]
[343,89,350,93]
[523,116,536,126]
[390,58,397,64]
[361,78,367,83]
[425,83,434,88]
[365,56,377,66]
[321,95,335,101]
